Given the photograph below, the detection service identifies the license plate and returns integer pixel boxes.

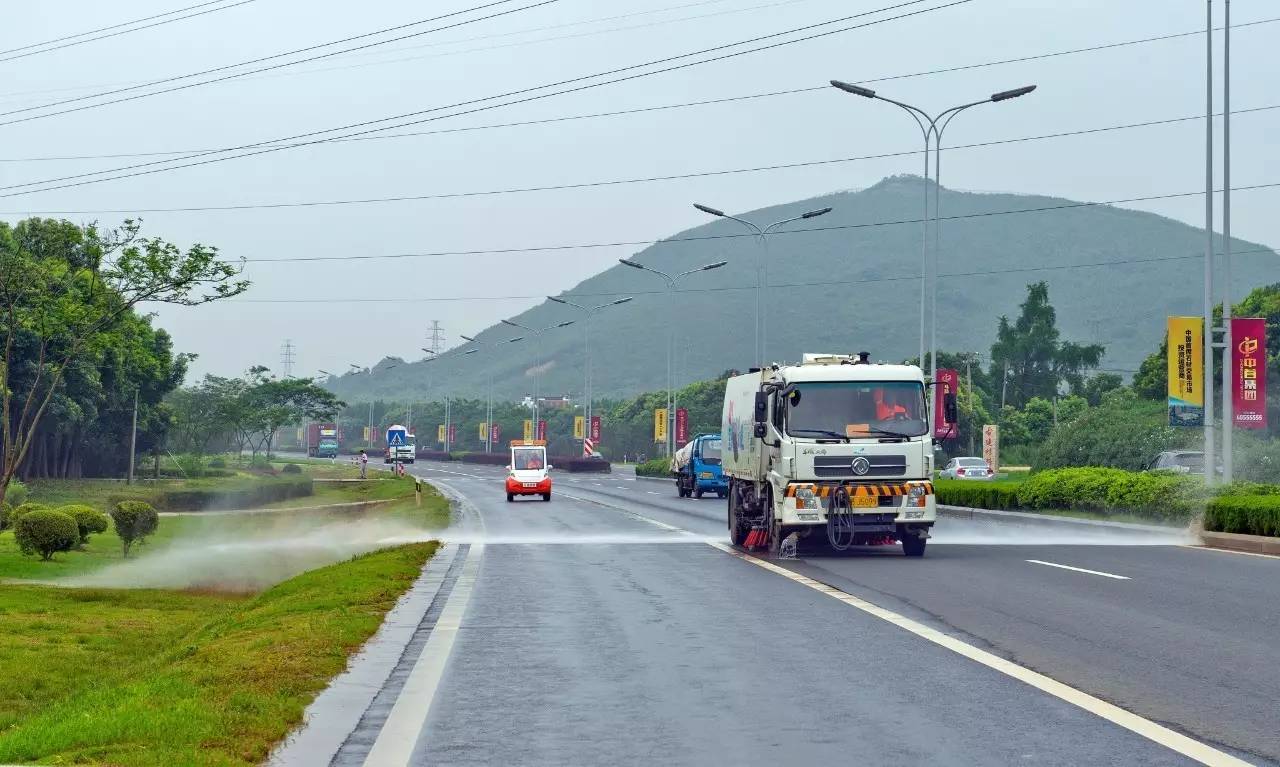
[522,483,537,488]
[851,496,879,508]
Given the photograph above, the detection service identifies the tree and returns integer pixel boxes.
[988,282,1104,409]
[1081,372,1124,406]
[242,377,345,457]
[0,218,248,506]
[110,501,159,558]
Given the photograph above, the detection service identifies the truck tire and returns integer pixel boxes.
[694,488,704,499]
[902,535,926,557]
[728,482,749,546]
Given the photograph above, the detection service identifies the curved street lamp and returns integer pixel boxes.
[546,295,633,455]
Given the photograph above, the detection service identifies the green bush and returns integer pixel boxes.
[281,463,302,474]
[1037,389,1193,471]
[59,504,110,546]
[208,457,227,469]
[156,476,313,511]
[635,458,670,478]
[1204,495,1280,537]
[14,509,80,561]
[11,502,51,522]
[111,501,159,557]
[249,456,273,471]
[935,480,1022,510]
[0,501,10,531]
[4,479,29,508]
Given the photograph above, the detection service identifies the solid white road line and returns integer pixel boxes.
[361,543,484,767]
[1026,559,1131,580]
[712,543,1246,767]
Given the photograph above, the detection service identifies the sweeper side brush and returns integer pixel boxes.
[742,525,770,551]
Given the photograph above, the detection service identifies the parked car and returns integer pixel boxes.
[939,457,994,480]
[1144,450,1221,475]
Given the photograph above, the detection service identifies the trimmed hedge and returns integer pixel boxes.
[635,458,669,478]
[14,509,79,561]
[58,504,110,545]
[938,468,1212,523]
[156,476,313,511]
[1204,496,1280,537]
[111,501,159,557]
[11,502,50,522]
[934,480,1023,510]
[0,501,10,531]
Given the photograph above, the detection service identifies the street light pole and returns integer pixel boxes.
[547,296,633,455]
[461,335,524,453]
[830,80,1035,382]
[501,319,575,441]
[619,258,727,455]
[693,204,831,365]
[1221,0,1234,483]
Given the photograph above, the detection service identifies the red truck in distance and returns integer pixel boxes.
[306,423,339,458]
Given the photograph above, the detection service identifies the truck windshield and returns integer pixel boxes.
[785,381,928,438]
[700,439,722,464]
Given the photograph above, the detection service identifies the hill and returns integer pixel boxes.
[329,175,1276,403]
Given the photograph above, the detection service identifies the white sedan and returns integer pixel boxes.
[940,457,994,480]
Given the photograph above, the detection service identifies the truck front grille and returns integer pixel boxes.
[813,455,907,477]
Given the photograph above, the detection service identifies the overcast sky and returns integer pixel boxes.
[2,0,1275,380]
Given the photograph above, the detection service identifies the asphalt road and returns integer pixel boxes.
[339,461,1279,766]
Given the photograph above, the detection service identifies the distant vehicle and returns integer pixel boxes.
[721,351,949,557]
[506,440,551,502]
[939,457,994,480]
[1145,450,1220,475]
[305,423,339,458]
[670,433,727,499]
[383,424,416,464]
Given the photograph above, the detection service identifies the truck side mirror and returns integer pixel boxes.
[943,392,958,424]
[753,423,767,439]
[753,391,768,424]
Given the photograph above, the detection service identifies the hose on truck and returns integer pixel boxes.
[826,485,858,551]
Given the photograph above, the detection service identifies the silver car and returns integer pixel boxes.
[940,457,993,480]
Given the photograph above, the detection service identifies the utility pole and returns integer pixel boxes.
[1203,0,1216,485]
[1221,0,1234,483]
[280,339,296,378]
[964,353,976,455]
[127,389,138,485]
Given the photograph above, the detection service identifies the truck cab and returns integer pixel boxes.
[671,433,728,499]
[721,353,954,557]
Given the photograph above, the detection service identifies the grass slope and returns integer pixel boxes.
[0,543,436,767]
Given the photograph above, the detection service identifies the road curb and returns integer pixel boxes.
[1198,530,1280,555]
[937,504,1187,534]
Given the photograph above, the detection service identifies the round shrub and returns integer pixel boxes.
[110,501,159,558]
[59,504,110,546]
[0,501,11,532]
[5,480,29,508]
[208,457,227,469]
[14,509,79,561]
[11,502,51,523]
[281,463,302,474]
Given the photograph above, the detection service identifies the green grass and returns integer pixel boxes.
[0,543,437,767]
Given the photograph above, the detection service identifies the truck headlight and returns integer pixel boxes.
[794,486,821,510]
[908,484,927,508]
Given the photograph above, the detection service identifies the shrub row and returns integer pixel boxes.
[12,503,112,560]
[936,468,1208,523]
[934,480,1023,511]
[635,458,670,478]
[1203,495,1280,537]
[156,476,313,511]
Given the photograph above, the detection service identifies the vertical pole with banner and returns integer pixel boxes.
[675,408,689,445]
[1167,317,1205,427]
[437,424,446,445]
[1231,317,1267,430]
[574,416,585,440]
[491,423,501,445]
[982,424,999,473]
[654,408,668,445]
[523,419,533,442]
[933,369,959,440]
[537,420,547,441]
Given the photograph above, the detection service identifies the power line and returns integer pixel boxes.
[232,247,1279,304]
[225,182,1280,265]
[0,0,966,198]
[0,0,557,126]
[9,104,1276,215]
[0,1,257,62]
[1,14,1272,166]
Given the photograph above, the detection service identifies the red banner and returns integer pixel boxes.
[675,408,689,445]
[1232,317,1267,430]
[536,420,547,441]
[933,369,959,439]
[490,423,501,444]
[590,415,601,442]
[447,424,457,444]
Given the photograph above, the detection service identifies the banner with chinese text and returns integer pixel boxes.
[1232,317,1267,430]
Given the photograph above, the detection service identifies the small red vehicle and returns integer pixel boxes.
[506,440,551,502]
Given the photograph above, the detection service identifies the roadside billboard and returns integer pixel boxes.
[479,422,488,442]
[654,408,668,443]
[1232,317,1267,430]
[933,369,959,439]
[490,423,501,444]
[590,415,601,442]
[1167,316,1204,426]
[675,408,689,444]
[437,424,445,443]
[536,420,547,441]
[523,420,533,441]
[574,415,585,439]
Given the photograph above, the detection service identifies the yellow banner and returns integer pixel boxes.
[574,416,585,439]
[523,419,534,441]
[1167,316,1205,427]
[479,422,488,441]
[654,408,668,443]
[437,424,446,443]
[362,426,371,441]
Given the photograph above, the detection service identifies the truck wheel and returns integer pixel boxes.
[506,493,514,503]
[718,491,727,499]
[728,483,749,546]
[694,488,704,499]
[902,535,927,557]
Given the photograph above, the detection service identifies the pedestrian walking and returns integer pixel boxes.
[358,449,368,479]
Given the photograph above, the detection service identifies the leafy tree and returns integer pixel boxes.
[1080,372,1125,406]
[111,501,159,558]
[0,218,247,506]
[242,377,345,457]
[1037,389,1195,470]
[988,282,1104,409]
[14,509,79,561]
